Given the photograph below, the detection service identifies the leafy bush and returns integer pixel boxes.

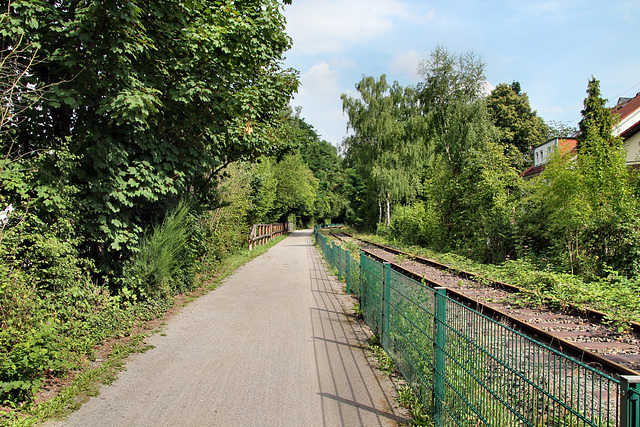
[200,164,251,262]
[391,201,440,246]
[0,251,136,404]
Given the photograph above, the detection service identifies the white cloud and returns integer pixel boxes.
[285,0,409,55]
[389,49,422,80]
[291,63,347,146]
[296,63,340,101]
[481,80,496,97]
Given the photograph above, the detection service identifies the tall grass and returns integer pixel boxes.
[120,201,197,302]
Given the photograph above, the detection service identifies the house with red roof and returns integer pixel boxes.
[522,91,640,179]
[521,137,578,179]
[612,92,640,167]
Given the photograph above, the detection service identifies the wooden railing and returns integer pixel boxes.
[248,223,288,250]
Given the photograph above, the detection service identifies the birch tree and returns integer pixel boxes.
[417,46,517,260]
[341,75,426,227]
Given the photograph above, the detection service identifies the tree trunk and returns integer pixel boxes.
[385,193,391,226]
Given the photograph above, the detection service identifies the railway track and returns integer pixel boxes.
[330,230,640,378]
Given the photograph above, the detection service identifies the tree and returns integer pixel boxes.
[576,77,638,274]
[518,77,640,276]
[341,75,426,227]
[417,46,487,174]
[546,120,578,139]
[486,82,549,170]
[1,0,298,268]
[417,46,520,260]
[577,77,631,218]
[291,114,347,223]
[271,153,319,225]
[518,150,589,273]
[248,159,279,225]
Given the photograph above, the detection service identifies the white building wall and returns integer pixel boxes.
[624,132,640,165]
[614,107,640,165]
[533,139,559,167]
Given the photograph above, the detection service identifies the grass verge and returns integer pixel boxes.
[366,335,434,426]
[5,335,152,427]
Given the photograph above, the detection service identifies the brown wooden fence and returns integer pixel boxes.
[248,223,288,250]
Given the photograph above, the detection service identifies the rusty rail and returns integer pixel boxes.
[248,223,288,250]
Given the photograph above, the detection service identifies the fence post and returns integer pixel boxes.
[360,252,366,318]
[331,242,335,268]
[249,225,256,251]
[621,376,640,427]
[382,262,391,350]
[345,250,351,294]
[434,287,447,426]
[337,246,343,281]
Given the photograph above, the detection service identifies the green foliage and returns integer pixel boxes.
[486,259,640,324]
[390,202,431,246]
[367,335,396,374]
[486,81,549,170]
[250,152,319,226]
[119,201,198,302]
[272,153,318,224]
[295,116,349,223]
[342,75,426,227]
[0,248,138,404]
[517,77,639,277]
[341,166,368,227]
[200,164,252,262]
[353,302,363,318]
[546,120,578,139]
[246,108,348,226]
[398,385,433,426]
[341,52,640,283]
[248,160,278,225]
[577,78,633,222]
[2,0,298,264]
[417,47,520,262]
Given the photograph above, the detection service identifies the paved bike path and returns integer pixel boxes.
[50,229,406,426]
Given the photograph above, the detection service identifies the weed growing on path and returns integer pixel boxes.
[398,385,433,427]
[353,303,363,318]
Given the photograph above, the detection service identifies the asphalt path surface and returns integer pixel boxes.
[48,229,407,426]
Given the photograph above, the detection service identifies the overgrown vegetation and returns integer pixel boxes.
[0,0,344,414]
[367,327,433,426]
[397,385,433,427]
[341,46,640,320]
[351,228,640,326]
[2,0,639,420]
[367,335,395,374]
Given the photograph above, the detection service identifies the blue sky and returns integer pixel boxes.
[282,0,640,147]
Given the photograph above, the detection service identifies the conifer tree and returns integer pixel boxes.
[486,82,549,169]
[577,77,630,219]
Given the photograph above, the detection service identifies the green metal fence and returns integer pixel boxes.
[314,228,640,427]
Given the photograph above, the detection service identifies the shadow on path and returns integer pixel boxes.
[307,233,406,426]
